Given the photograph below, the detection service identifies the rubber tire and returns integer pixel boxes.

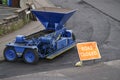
[23,49,39,64]
[4,47,17,62]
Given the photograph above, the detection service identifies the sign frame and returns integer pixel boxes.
[76,42,101,61]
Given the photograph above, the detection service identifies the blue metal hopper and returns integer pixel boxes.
[31,7,76,31]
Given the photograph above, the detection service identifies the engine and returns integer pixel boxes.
[36,29,73,56]
[14,28,74,58]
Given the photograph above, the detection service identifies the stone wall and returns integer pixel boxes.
[20,0,54,9]
[0,8,30,36]
[0,0,54,36]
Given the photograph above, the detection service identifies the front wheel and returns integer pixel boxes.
[4,47,17,62]
[23,49,39,64]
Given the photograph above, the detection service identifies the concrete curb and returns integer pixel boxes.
[83,0,120,23]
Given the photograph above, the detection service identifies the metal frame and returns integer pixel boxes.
[3,7,77,64]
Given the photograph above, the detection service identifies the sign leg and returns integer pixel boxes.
[75,61,83,67]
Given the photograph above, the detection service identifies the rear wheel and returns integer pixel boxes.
[23,49,39,64]
[4,47,17,62]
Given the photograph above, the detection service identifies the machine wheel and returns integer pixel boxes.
[23,49,39,64]
[72,33,76,41]
[4,47,17,62]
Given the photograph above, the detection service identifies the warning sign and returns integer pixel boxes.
[76,42,101,61]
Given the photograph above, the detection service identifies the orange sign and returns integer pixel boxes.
[76,42,101,61]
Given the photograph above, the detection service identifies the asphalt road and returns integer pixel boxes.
[50,0,120,61]
[1,60,120,80]
[0,0,120,79]
[0,48,79,79]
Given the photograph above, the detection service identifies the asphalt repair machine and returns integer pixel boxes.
[3,7,77,64]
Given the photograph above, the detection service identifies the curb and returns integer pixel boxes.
[83,0,120,23]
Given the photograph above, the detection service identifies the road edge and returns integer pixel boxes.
[83,0,120,23]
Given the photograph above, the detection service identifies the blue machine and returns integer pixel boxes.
[3,7,77,64]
